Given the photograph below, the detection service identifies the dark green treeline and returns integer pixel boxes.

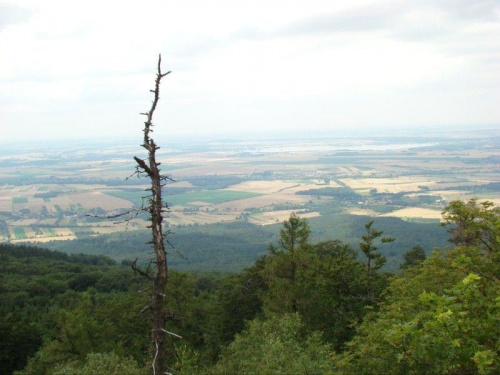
[1,198,499,374]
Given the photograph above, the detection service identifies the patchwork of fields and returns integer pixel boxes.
[1,134,499,244]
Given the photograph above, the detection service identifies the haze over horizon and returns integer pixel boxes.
[1,0,500,142]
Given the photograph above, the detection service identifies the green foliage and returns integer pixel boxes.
[337,255,500,374]
[263,214,311,313]
[442,198,499,251]
[41,215,449,273]
[213,314,335,375]
[400,245,426,269]
[14,291,151,375]
[359,220,394,274]
[171,345,203,375]
[52,352,146,375]
[0,313,42,375]
[297,240,375,349]
[337,200,500,374]
[262,216,380,350]
[0,244,145,374]
[201,259,267,359]
[5,199,499,375]
[44,222,276,272]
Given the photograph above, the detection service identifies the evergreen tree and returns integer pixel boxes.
[263,214,311,313]
[359,220,395,275]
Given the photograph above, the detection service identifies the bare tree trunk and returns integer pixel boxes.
[132,55,171,375]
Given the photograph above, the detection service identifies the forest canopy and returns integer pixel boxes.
[1,198,499,374]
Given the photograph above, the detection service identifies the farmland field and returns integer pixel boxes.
[380,207,443,220]
[105,189,147,207]
[12,197,28,204]
[13,227,27,239]
[166,190,262,206]
[248,209,321,225]
[0,131,499,256]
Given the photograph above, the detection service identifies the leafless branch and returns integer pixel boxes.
[160,329,182,339]
[131,258,154,281]
[166,238,187,260]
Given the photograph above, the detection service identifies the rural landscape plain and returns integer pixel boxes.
[1,127,498,270]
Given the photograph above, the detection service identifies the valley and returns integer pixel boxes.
[1,130,499,270]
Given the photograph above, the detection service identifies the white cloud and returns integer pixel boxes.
[0,0,499,141]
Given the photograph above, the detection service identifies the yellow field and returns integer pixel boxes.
[226,180,300,194]
[168,181,194,188]
[380,207,443,220]
[81,218,149,232]
[67,192,133,210]
[11,235,77,244]
[432,190,473,201]
[212,192,312,211]
[23,227,37,238]
[165,211,241,226]
[38,218,58,225]
[11,218,39,226]
[340,177,431,193]
[66,184,110,190]
[0,197,12,212]
[345,208,380,216]
[249,210,320,225]
[54,228,75,236]
[2,226,78,243]
[81,226,131,235]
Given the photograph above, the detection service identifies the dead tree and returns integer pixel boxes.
[131,54,174,375]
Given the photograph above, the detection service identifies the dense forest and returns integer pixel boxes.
[1,198,499,374]
[43,215,449,272]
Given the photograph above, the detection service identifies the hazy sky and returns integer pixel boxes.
[1,0,499,141]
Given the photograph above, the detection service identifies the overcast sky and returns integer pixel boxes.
[1,0,499,142]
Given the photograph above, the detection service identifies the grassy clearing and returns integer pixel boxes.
[166,190,262,206]
[13,227,27,239]
[12,197,28,204]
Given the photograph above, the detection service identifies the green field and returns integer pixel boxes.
[12,197,28,204]
[105,189,147,207]
[106,189,262,207]
[165,190,262,206]
[44,228,57,237]
[13,227,27,239]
